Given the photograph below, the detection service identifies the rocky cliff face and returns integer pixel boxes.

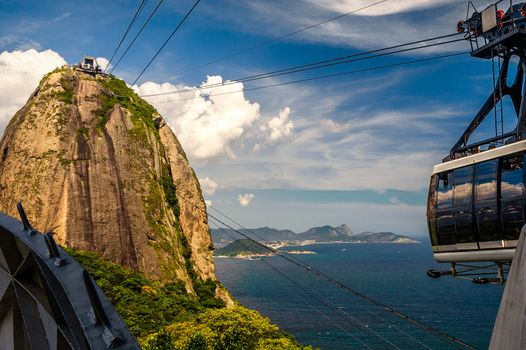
[0,67,217,293]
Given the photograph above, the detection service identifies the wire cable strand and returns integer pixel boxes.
[105,0,149,73]
[173,0,389,77]
[149,52,468,103]
[109,0,165,74]
[131,0,202,86]
[177,193,478,350]
[210,220,397,349]
[139,34,465,97]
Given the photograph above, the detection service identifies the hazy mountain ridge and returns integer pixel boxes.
[211,224,418,245]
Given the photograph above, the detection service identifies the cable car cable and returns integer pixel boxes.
[173,0,389,77]
[209,219,399,349]
[208,207,468,349]
[207,210,478,350]
[138,34,465,96]
[210,218,434,349]
[109,0,165,74]
[207,207,466,349]
[131,0,202,86]
[229,37,464,85]
[148,52,468,103]
[105,0,149,73]
[208,221,376,349]
[176,193,478,350]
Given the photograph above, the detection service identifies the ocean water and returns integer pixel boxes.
[214,243,503,349]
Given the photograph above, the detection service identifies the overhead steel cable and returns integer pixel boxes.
[229,35,464,84]
[177,193,478,350]
[105,0,148,73]
[173,0,389,77]
[209,220,397,349]
[149,52,468,103]
[138,33,465,97]
[208,222,374,349]
[209,213,435,350]
[131,0,202,86]
[109,0,165,74]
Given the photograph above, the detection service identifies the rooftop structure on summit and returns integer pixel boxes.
[75,55,103,75]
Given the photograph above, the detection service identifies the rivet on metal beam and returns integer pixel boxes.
[44,232,66,267]
[16,202,35,235]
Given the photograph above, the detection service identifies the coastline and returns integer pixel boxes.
[213,240,421,259]
[273,239,421,249]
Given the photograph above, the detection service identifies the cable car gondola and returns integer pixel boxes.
[427,1,526,272]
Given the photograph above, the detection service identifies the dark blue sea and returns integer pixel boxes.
[214,242,503,349]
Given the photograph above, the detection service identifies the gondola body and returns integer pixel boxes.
[428,141,525,262]
[428,1,526,264]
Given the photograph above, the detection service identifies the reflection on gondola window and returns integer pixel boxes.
[453,166,473,207]
[475,160,497,201]
[437,171,453,209]
[501,155,524,198]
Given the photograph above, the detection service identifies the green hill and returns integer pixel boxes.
[215,239,275,257]
[68,248,311,349]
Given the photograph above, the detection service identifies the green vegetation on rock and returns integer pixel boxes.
[95,75,158,134]
[56,76,74,104]
[77,126,89,140]
[67,248,311,350]
[161,164,180,218]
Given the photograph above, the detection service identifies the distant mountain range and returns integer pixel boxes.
[211,224,419,245]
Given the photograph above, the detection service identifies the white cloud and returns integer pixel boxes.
[53,12,71,22]
[96,57,111,72]
[239,0,467,52]
[199,177,219,196]
[321,118,349,133]
[0,49,67,134]
[205,200,213,207]
[238,193,255,207]
[389,197,403,205]
[266,107,294,143]
[254,107,294,151]
[305,0,459,16]
[0,35,42,51]
[135,76,261,160]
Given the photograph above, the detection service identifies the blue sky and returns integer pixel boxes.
[0,0,508,236]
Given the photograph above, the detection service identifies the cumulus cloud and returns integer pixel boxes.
[205,200,213,207]
[96,57,111,72]
[266,107,294,142]
[0,49,67,134]
[135,76,261,160]
[199,177,219,196]
[238,193,255,207]
[254,107,294,151]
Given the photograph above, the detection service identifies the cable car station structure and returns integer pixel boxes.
[0,204,139,349]
[427,1,526,283]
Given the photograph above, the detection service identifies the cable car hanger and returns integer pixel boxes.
[427,0,526,284]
